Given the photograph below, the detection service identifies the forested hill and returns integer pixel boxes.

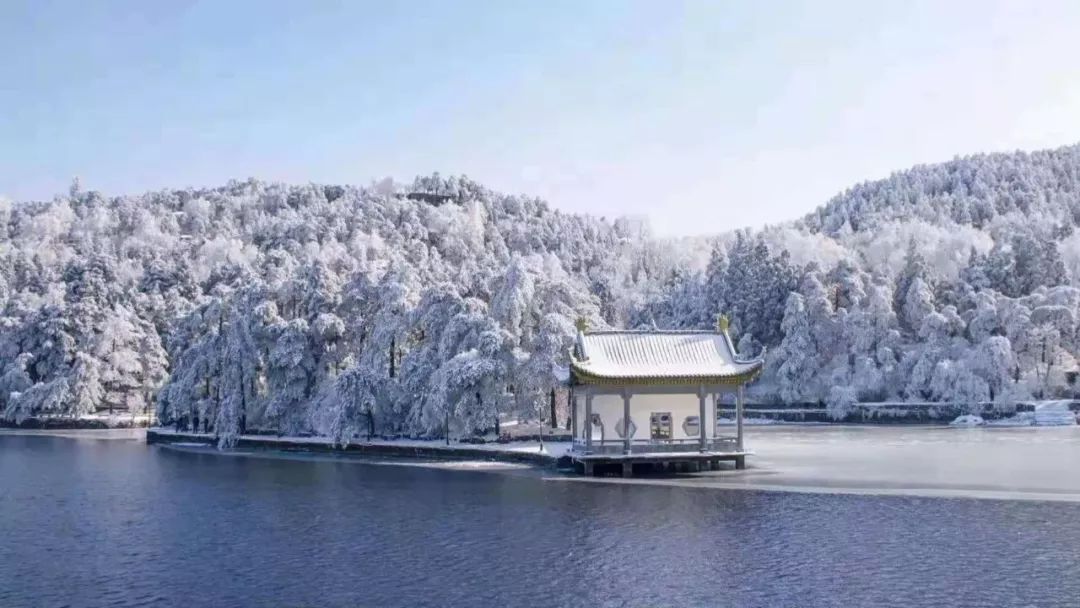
[4,144,1080,442]
[804,144,1080,236]
[0,175,676,440]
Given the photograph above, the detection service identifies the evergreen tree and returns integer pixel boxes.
[894,239,929,327]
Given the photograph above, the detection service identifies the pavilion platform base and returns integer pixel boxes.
[572,451,750,478]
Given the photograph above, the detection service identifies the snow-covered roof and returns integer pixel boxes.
[570,330,764,386]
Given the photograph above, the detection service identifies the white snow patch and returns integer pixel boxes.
[985,412,1035,427]
[150,428,572,458]
[1033,401,1078,426]
[949,414,986,427]
[953,402,1077,427]
[718,417,777,426]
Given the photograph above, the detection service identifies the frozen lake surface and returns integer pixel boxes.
[3,428,1080,607]
[676,425,1080,501]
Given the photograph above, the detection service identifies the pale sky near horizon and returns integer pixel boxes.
[3,1,1080,236]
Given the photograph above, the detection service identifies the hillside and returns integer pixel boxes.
[804,144,1080,237]
[717,143,1080,411]
[0,176,672,439]
[2,144,1080,440]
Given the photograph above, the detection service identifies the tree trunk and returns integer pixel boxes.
[238,362,247,436]
[549,389,558,429]
[1040,337,1053,397]
[483,392,497,436]
[565,389,573,431]
[389,337,396,378]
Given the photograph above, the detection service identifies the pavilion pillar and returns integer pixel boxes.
[584,390,593,454]
[570,386,577,446]
[698,385,707,452]
[736,383,745,451]
[712,392,720,439]
[622,388,632,455]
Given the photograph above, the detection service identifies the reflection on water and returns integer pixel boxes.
[3,434,1080,608]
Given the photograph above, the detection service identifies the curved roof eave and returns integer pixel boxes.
[569,359,764,386]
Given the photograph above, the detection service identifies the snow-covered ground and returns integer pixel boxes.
[79,413,152,422]
[362,436,573,458]
[150,427,574,459]
[2,414,153,429]
[0,427,146,441]
[1033,400,1079,425]
[950,401,1078,427]
[718,416,829,426]
[949,414,986,427]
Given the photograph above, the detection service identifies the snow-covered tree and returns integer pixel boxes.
[774,293,816,403]
[8,145,1080,433]
[264,319,317,435]
[324,364,383,446]
[894,239,930,326]
[969,336,1015,403]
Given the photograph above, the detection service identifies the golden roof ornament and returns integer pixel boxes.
[716,314,730,333]
[575,317,589,333]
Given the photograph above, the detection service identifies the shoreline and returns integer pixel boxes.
[1,416,152,430]
[146,428,568,467]
[0,427,148,441]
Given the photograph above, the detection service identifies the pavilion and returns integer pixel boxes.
[568,317,763,477]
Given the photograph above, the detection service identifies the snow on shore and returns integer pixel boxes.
[0,427,146,440]
[949,414,986,427]
[1,414,152,429]
[950,401,1078,427]
[1032,401,1078,426]
[150,428,574,458]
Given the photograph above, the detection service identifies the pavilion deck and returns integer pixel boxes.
[570,436,747,477]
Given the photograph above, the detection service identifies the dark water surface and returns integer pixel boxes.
[3,434,1080,608]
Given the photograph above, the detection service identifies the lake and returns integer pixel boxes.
[3,431,1080,607]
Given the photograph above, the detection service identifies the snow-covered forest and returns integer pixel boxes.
[4,144,1080,442]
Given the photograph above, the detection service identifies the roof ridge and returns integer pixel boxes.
[584,329,722,335]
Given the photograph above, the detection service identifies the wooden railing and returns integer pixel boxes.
[572,436,739,455]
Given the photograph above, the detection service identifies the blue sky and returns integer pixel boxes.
[3,0,1080,235]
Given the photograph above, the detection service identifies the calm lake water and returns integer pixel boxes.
[4,433,1080,608]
